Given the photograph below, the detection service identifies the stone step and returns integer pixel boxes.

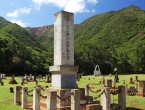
[40,102,47,108]
[86,104,102,110]
[57,106,71,110]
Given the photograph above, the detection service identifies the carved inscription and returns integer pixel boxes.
[66,15,70,61]
[61,74,76,87]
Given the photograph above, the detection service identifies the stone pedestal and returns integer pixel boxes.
[50,65,78,89]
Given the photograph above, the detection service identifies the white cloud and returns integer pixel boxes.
[91,9,96,13]
[7,10,18,18]
[32,0,98,13]
[32,0,68,10]
[87,0,98,4]
[7,7,31,18]
[10,19,28,27]
[64,0,88,13]
[19,7,31,14]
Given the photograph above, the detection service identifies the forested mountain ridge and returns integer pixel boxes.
[1,5,145,75]
[74,5,145,74]
[0,17,52,75]
[27,5,145,74]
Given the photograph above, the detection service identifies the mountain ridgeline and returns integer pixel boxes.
[0,17,52,75]
[0,5,145,75]
[27,5,145,74]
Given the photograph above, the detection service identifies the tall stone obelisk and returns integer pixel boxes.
[49,10,78,89]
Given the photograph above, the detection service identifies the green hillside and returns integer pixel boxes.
[1,5,145,75]
[36,25,54,52]
[74,5,145,74]
[29,5,145,74]
[0,18,52,75]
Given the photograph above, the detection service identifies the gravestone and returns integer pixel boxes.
[26,76,29,82]
[0,74,5,79]
[25,74,27,78]
[45,75,51,83]
[114,74,119,83]
[21,78,24,85]
[9,75,18,84]
[135,76,138,82]
[137,80,145,97]
[29,74,33,80]
[129,77,134,84]
[34,73,37,81]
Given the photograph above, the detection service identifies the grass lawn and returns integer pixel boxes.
[0,74,145,110]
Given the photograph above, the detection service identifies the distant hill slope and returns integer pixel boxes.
[25,5,145,74]
[27,5,145,52]
[0,17,51,75]
[0,18,46,50]
[74,5,145,73]
[75,5,145,49]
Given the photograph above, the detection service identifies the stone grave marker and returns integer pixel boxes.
[9,75,17,84]
[0,74,5,79]
[129,77,134,84]
[114,74,119,83]
[135,76,138,82]
[34,73,37,81]
[29,74,33,80]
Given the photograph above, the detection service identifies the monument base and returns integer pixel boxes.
[50,65,79,89]
[52,74,76,88]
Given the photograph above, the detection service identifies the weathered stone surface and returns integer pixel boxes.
[47,90,57,110]
[21,87,28,109]
[49,11,78,89]
[54,11,74,66]
[33,87,40,110]
[14,86,21,105]
[49,65,78,74]
[71,89,80,110]
[118,86,126,110]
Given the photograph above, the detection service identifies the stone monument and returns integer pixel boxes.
[49,10,79,89]
[49,10,79,107]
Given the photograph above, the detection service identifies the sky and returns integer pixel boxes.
[0,0,145,27]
